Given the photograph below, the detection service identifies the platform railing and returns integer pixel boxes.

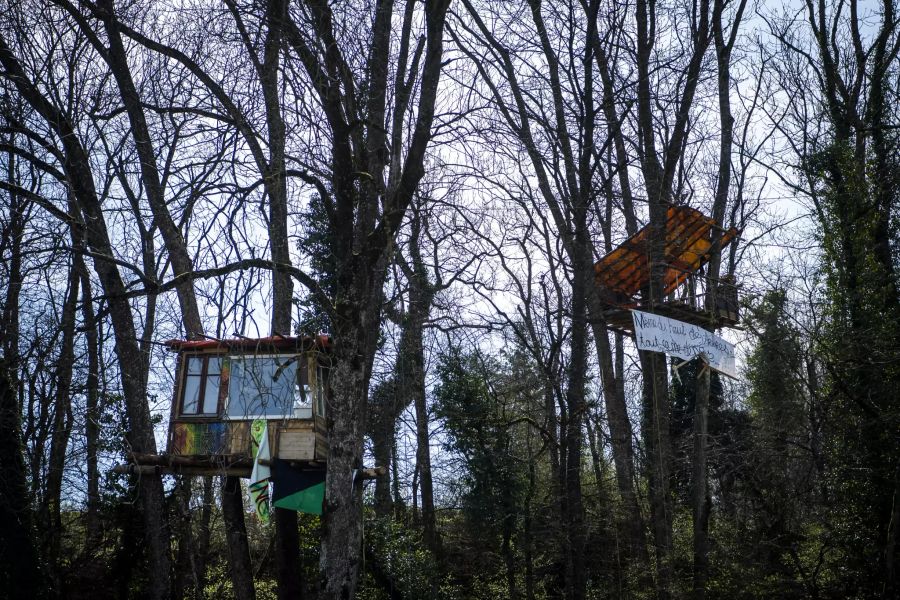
[599,265,740,326]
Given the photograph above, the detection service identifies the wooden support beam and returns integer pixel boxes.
[112,463,251,477]
[114,453,388,480]
[130,452,252,469]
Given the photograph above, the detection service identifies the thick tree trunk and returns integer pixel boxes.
[0,359,46,600]
[264,1,302,581]
[503,510,519,600]
[274,508,303,600]
[194,477,214,600]
[589,311,650,571]
[641,351,673,600]
[367,379,399,518]
[399,276,439,556]
[173,479,195,600]
[370,414,395,517]
[563,244,589,600]
[322,329,369,600]
[413,377,439,555]
[260,0,294,333]
[222,476,256,600]
[77,258,102,546]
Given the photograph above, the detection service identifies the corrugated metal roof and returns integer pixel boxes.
[594,205,738,303]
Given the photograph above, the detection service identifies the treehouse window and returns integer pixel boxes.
[226,354,309,420]
[180,356,221,416]
[175,350,326,420]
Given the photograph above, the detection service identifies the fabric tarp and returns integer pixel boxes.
[272,459,325,515]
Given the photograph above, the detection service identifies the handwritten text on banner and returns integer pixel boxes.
[631,310,737,378]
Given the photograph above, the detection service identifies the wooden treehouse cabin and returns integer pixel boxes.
[123,335,331,477]
[115,334,384,516]
[595,205,741,331]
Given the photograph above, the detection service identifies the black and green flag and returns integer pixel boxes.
[271,459,325,515]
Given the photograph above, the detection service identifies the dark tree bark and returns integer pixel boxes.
[392,206,443,557]
[368,387,398,518]
[0,34,173,600]
[222,476,257,600]
[43,262,79,595]
[690,3,745,597]
[0,358,46,600]
[0,151,46,599]
[194,477,215,600]
[281,1,451,595]
[79,259,102,547]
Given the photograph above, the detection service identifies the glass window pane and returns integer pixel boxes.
[207,357,221,375]
[187,356,203,375]
[316,366,326,417]
[295,357,310,408]
[202,375,220,414]
[227,355,299,419]
[182,376,200,414]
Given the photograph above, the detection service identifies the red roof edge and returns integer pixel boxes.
[164,335,331,353]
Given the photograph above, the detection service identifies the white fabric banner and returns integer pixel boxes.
[631,310,738,379]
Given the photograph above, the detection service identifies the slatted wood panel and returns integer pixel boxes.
[276,421,317,461]
[594,205,738,302]
[169,418,322,460]
[228,421,250,454]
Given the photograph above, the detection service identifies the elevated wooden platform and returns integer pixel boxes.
[602,300,740,333]
[112,452,385,479]
[594,205,741,332]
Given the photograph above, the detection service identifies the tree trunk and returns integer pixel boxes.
[413,376,439,556]
[562,239,589,600]
[44,264,79,595]
[222,476,256,600]
[77,257,102,547]
[0,173,45,597]
[369,411,395,518]
[322,329,370,600]
[194,476,214,600]
[640,350,673,599]
[692,364,711,600]
[265,0,302,575]
[173,479,195,600]
[274,508,303,600]
[260,0,294,334]
[0,38,175,597]
[398,266,439,556]
[590,313,650,571]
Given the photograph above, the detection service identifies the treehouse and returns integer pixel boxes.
[124,335,331,477]
[595,205,741,331]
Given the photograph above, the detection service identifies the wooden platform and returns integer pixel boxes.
[112,452,385,479]
[602,302,740,332]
